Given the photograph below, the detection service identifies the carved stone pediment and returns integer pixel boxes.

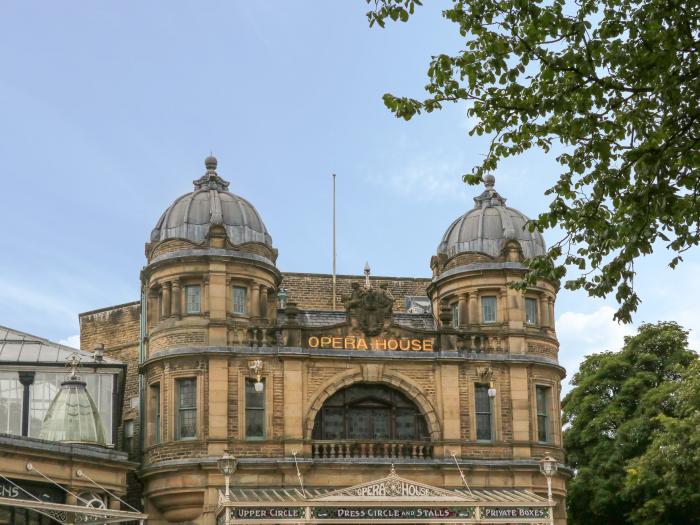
[312,466,477,502]
[342,283,394,337]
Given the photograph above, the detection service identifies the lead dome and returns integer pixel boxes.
[150,156,273,247]
[437,176,545,260]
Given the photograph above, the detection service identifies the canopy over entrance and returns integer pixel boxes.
[217,467,554,524]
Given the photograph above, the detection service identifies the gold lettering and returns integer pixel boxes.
[332,337,343,349]
[387,339,399,351]
[357,338,368,350]
[423,339,434,352]
[399,339,411,351]
[308,336,320,348]
[373,338,387,350]
[411,339,422,351]
[344,336,356,349]
[320,336,332,348]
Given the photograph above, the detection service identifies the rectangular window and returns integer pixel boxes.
[481,296,497,323]
[30,372,115,444]
[475,384,493,441]
[185,285,201,314]
[233,286,247,315]
[536,385,550,442]
[525,297,538,324]
[451,303,459,328]
[245,379,265,439]
[176,378,197,440]
[151,383,161,444]
[0,372,22,436]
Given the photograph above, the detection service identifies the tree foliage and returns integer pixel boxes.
[366,0,700,322]
[562,321,699,525]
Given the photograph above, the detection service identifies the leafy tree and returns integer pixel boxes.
[562,321,698,525]
[623,360,700,524]
[366,0,700,322]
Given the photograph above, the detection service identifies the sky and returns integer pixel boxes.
[0,1,697,390]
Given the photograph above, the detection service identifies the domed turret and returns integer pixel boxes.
[150,156,273,247]
[437,175,545,260]
[40,355,106,446]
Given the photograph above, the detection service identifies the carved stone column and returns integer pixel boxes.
[251,284,260,319]
[202,276,209,317]
[171,280,181,319]
[162,282,171,319]
[499,289,508,323]
[540,295,549,328]
[458,293,468,328]
[468,292,478,326]
[548,297,555,330]
[259,285,269,321]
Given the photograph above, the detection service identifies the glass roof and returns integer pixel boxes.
[0,325,122,365]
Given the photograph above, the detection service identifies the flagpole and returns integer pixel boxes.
[332,173,337,310]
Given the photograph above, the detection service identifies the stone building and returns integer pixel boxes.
[79,156,568,524]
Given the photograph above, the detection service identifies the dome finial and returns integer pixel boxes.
[484,174,496,189]
[205,154,217,171]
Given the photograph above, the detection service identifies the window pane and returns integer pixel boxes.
[178,379,196,408]
[312,383,430,441]
[451,303,459,328]
[233,287,247,314]
[536,386,549,442]
[322,408,344,439]
[177,379,196,439]
[245,379,265,439]
[245,410,264,438]
[372,408,390,439]
[395,409,417,440]
[476,414,492,440]
[186,286,201,314]
[245,380,264,409]
[29,373,62,438]
[475,384,492,441]
[475,385,491,413]
[0,372,22,435]
[482,296,496,323]
[525,298,538,324]
[151,384,161,444]
[348,409,370,439]
[179,408,197,439]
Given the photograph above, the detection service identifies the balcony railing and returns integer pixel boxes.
[312,440,434,459]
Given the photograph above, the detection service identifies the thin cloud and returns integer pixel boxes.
[365,156,467,202]
[58,334,80,349]
[557,305,635,392]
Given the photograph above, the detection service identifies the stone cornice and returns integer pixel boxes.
[0,433,137,467]
[141,345,566,376]
[139,456,573,478]
[142,248,281,280]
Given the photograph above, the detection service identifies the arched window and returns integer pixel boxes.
[312,383,429,441]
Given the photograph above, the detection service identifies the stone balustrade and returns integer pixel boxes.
[312,440,434,460]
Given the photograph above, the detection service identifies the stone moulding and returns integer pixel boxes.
[140,345,566,377]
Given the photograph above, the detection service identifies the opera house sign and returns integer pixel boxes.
[216,468,554,524]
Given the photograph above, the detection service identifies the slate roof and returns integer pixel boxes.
[293,311,436,331]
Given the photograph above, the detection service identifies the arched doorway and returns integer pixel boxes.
[311,383,432,459]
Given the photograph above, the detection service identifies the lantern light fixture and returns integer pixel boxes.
[538,454,558,502]
[487,381,497,398]
[217,451,237,498]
